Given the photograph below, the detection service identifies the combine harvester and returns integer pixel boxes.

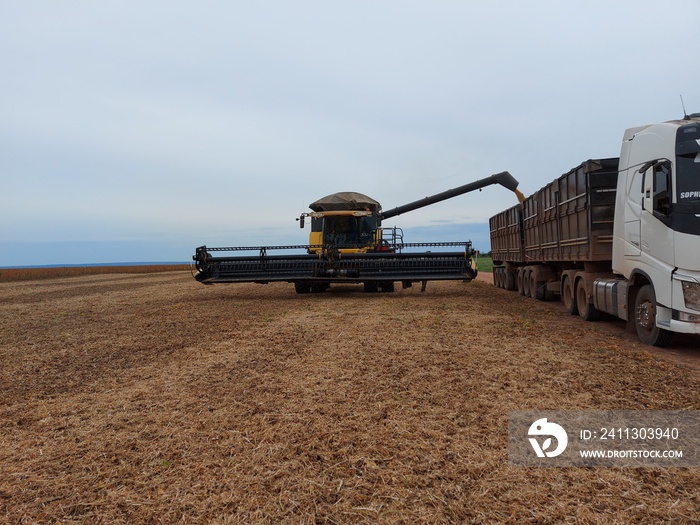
[193,171,523,293]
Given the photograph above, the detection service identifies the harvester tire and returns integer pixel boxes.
[295,282,311,294]
[380,281,395,293]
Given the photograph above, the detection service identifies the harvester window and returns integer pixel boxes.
[323,216,375,246]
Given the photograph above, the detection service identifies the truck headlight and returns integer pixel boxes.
[681,281,700,312]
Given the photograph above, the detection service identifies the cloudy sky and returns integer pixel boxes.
[2,1,698,266]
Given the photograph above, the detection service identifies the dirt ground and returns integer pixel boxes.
[1,270,699,524]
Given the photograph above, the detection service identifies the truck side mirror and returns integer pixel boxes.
[298,215,305,228]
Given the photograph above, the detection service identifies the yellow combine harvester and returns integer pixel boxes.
[193,171,523,293]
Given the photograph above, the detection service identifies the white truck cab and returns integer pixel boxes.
[607,115,700,345]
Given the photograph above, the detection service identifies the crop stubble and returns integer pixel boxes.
[1,271,698,523]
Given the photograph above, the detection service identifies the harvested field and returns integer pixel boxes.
[0,265,190,283]
[1,270,699,524]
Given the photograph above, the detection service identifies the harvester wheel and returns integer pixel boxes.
[294,282,311,294]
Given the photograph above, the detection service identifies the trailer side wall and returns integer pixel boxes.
[489,205,524,264]
[490,158,619,265]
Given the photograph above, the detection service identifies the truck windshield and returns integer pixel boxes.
[676,123,700,203]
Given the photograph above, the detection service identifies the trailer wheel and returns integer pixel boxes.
[364,281,379,293]
[562,276,577,315]
[576,278,601,321]
[517,268,526,295]
[380,281,395,293]
[530,273,546,301]
[522,268,532,297]
[505,270,516,291]
[634,284,673,347]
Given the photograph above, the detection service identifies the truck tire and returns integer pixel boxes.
[634,284,673,347]
[562,276,577,315]
[364,281,379,293]
[576,278,601,321]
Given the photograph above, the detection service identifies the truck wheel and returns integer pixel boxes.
[364,281,379,293]
[562,276,577,315]
[634,284,673,347]
[576,278,601,321]
[380,281,395,293]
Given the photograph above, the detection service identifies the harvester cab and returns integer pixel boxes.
[193,170,522,292]
[298,192,389,254]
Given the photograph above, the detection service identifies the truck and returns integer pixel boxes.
[489,114,700,347]
[193,171,523,293]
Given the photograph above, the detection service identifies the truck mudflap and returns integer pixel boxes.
[192,242,476,285]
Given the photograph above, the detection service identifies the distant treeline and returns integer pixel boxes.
[0,265,190,282]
